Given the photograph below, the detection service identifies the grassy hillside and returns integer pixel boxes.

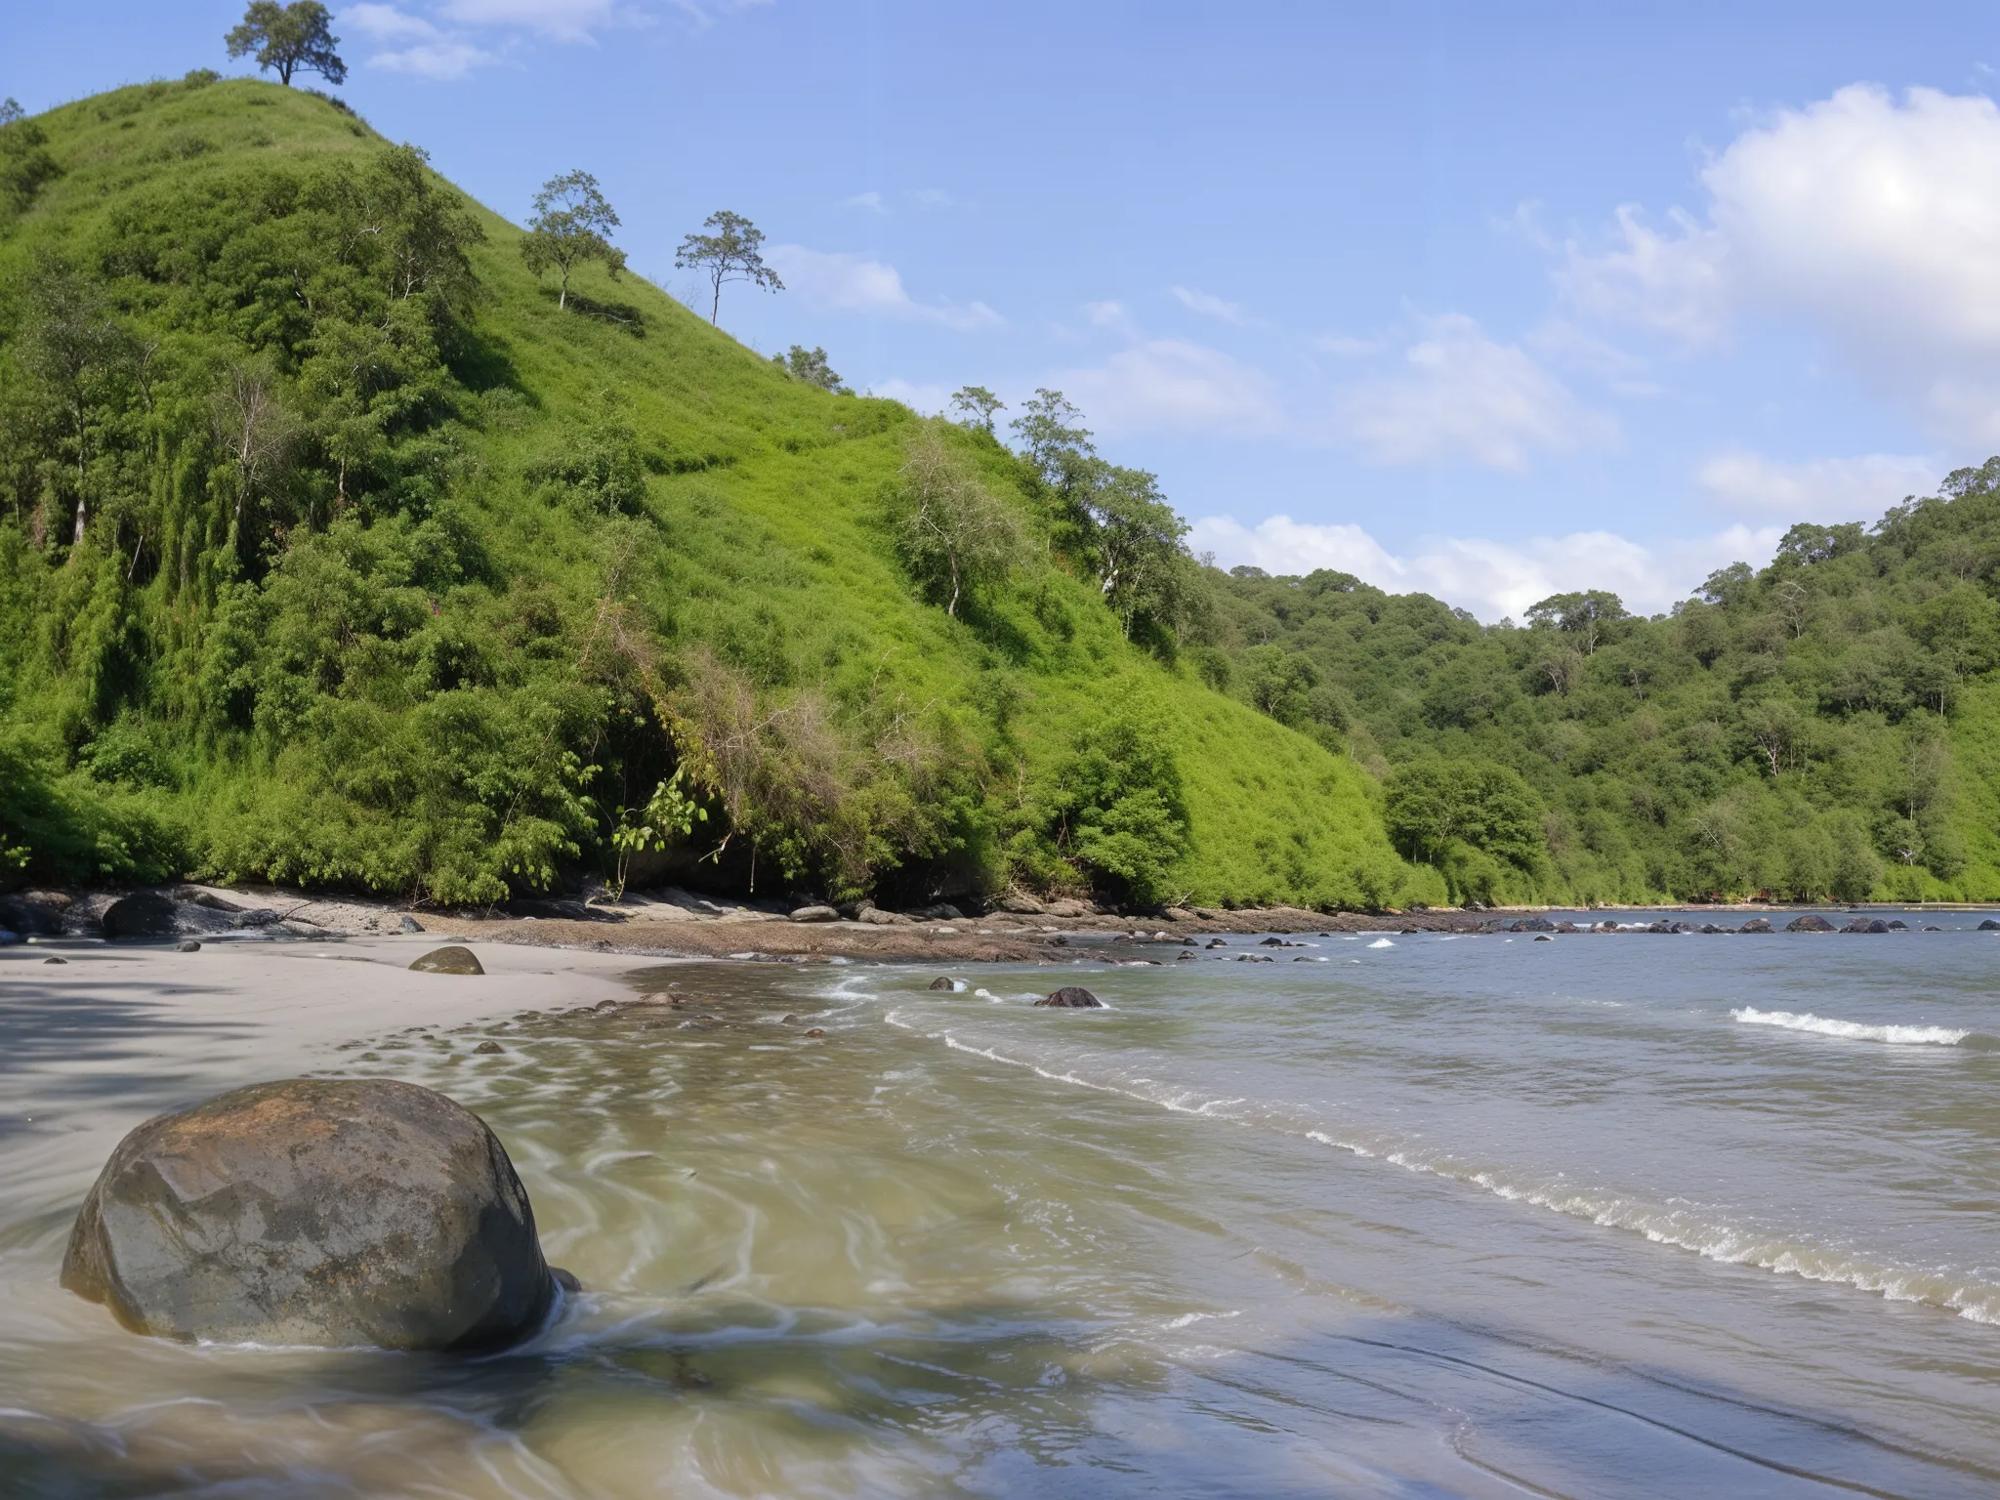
[0,76,1432,910]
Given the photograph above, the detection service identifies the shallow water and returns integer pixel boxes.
[6,916,2000,1496]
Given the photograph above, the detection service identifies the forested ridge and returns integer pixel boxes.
[8,75,2000,913]
[0,76,1425,911]
[1207,478,2000,905]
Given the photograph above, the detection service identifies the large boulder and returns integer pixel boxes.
[1979,918,2000,932]
[101,892,181,941]
[0,892,68,936]
[1737,917,1773,934]
[60,1078,560,1351]
[410,945,484,975]
[1035,986,1104,1008]
[789,904,839,923]
[1786,914,1837,933]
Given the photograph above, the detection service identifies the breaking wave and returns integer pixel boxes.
[1731,1007,1970,1047]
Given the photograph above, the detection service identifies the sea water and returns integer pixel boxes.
[5,916,2000,1495]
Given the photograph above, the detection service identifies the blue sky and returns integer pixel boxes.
[10,0,1998,618]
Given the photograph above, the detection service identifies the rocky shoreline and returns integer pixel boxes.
[6,882,1992,967]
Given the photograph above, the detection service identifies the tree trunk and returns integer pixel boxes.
[710,276,721,325]
[558,268,568,311]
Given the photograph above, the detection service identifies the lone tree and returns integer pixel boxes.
[225,2,346,87]
[772,344,849,393]
[892,423,1024,617]
[520,170,624,311]
[676,210,782,325]
[949,385,1004,433]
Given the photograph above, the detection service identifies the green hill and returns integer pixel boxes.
[0,76,1433,911]
[1208,474,2000,906]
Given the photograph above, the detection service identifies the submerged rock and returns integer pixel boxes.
[1785,914,1837,933]
[1035,986,1104,1008]
[410,945,484,975]
[926,976,959,991]
[472,1040,505,1055]
[60,1078,560,1351]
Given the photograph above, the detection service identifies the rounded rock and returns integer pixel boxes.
[60,1078,557,1351]
[410,945,484,975]
[1035,986,1104,1008]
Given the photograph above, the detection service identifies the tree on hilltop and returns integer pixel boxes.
[521,170,624,312]
[676,210,782,325]
[225,2,346,87]
[949,385,1004,433]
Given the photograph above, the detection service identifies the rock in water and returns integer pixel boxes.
[1785,914,1836,933]
[926,976,959,991]
[1035,986,1104,1008]
[410,945,484,975]
[1979,918,2000,931]
[1737,917,1773,933]
[60,1078,558,1351]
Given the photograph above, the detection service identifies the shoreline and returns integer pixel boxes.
[8,882,1999,969]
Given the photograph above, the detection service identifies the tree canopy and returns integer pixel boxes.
[519,169,624,311]
[675,210,781,325]
[225,2,346,88]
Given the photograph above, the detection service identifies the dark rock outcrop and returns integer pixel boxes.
[101,893,180,941]
[1841,918,1893,935]
[409,945,484,975]
[60,1078,559,1351]
[0,893,67,936]
[1979,918,2000,932]
[1035,986,1105,1008]
[1786,914,1837,933]
[1738,917,1773,933]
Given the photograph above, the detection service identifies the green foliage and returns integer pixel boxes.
[772,344,848,393]
[1010,698,1191,906]
[1212,467,2000,902]
[1383,758,1544,904]
[225,2,346,88]
[520,169,623,312]
[609,768,707,898]
[889,421,1024,618]
[0,79,1423,913]
[675,209,781,325]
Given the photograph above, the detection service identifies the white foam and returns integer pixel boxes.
[1367,938,1394,949]
[1731,1007,1969,1046]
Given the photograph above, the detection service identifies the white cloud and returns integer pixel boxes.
[1695,450,1937,520]
[843,190,887,214]
[1566,85,2000,439]
[1170,284,1250,326]
[1189,512,1788,622]
[1331,314,1613,470]
[344,2,440,41]
[1054,338,1283,439]
[1527,319,1662,397]
[910,188,955,209]
[765,246,1002,331]
[371,38,501,77]
[1082,299,1136,335]
[438,0,628,39]
[1561,205,1730,347]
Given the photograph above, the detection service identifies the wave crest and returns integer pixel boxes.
[1731,1007,1970,1046]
